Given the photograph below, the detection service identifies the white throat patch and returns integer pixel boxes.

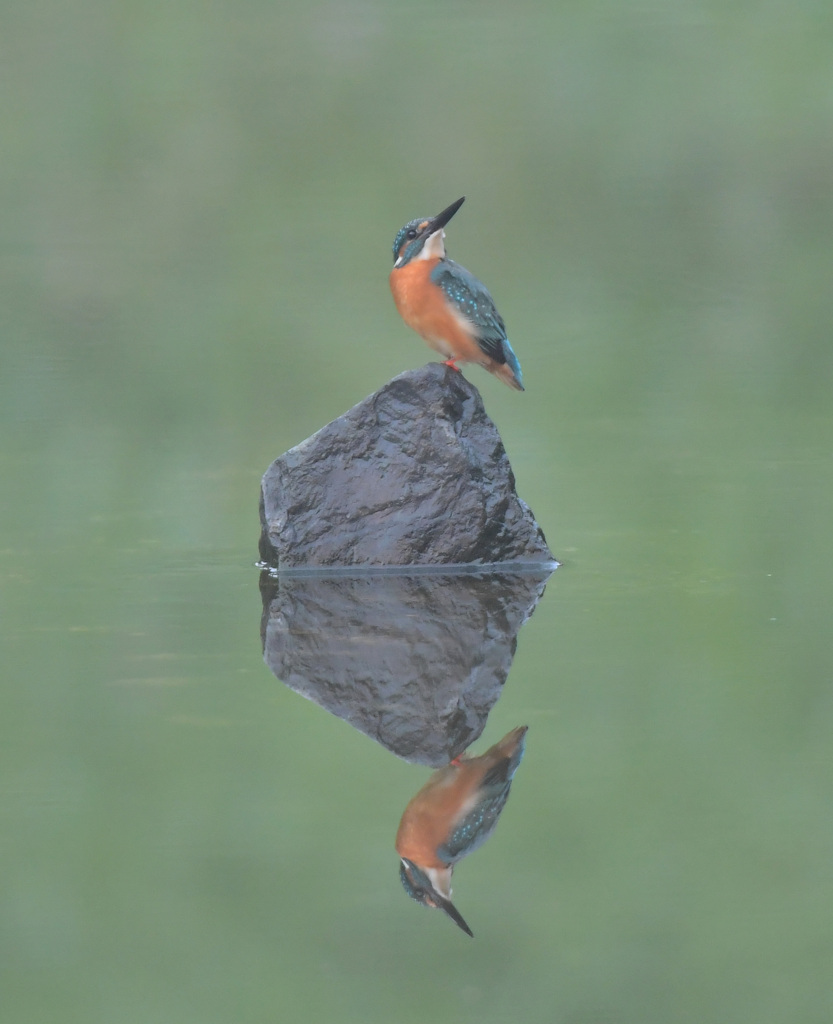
[418,229,446,261]
[425,865,452,898]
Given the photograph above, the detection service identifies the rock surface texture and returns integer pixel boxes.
[259,363,554,569]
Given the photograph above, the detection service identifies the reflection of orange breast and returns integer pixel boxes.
[395,763,479,869]
[390,260,481,363]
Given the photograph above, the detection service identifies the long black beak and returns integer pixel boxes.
[425,196,465,235]
[437,894,474,937]
[399,857,474,937]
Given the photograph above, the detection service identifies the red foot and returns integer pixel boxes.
[450,756,464,767]
[443,359,461,372]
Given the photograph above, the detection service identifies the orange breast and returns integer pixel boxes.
[389,260,482,363]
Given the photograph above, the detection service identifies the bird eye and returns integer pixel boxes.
[406,228,417,240]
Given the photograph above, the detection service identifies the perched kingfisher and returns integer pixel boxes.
[389,197,525,391]
[395,725,528,938]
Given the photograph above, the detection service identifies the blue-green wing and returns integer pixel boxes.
[437,749,525,864]
[430,259,508,364]
[437,785,512,864]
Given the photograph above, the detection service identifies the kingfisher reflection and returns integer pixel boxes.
[396,725,527,938]
[259,568,550,766]
[258,566,552,937]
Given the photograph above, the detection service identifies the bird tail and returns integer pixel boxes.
[490,725,528,780]
[500,340,524,391]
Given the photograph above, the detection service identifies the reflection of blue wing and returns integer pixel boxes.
[438,742,526,863]
[438,784,512,863]
[431,260,508,364]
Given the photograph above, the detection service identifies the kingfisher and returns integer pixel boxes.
[395,725,528,938]
[389,196,525,391]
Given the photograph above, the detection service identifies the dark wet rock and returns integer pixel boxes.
[259,363,554,569]
[259,568,553,766]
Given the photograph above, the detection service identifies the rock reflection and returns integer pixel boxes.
[395,726,528,937]
[259,568,551,766]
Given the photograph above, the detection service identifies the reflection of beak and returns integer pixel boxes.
[423,196,465,237]
[399,858,474,937]
[436,893,474,938]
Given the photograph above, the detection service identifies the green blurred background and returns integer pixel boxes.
[2,1,832,1021]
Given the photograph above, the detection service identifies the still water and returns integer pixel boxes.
[3,1,832,1022]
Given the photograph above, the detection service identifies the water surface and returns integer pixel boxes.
[3,2,832,1022]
